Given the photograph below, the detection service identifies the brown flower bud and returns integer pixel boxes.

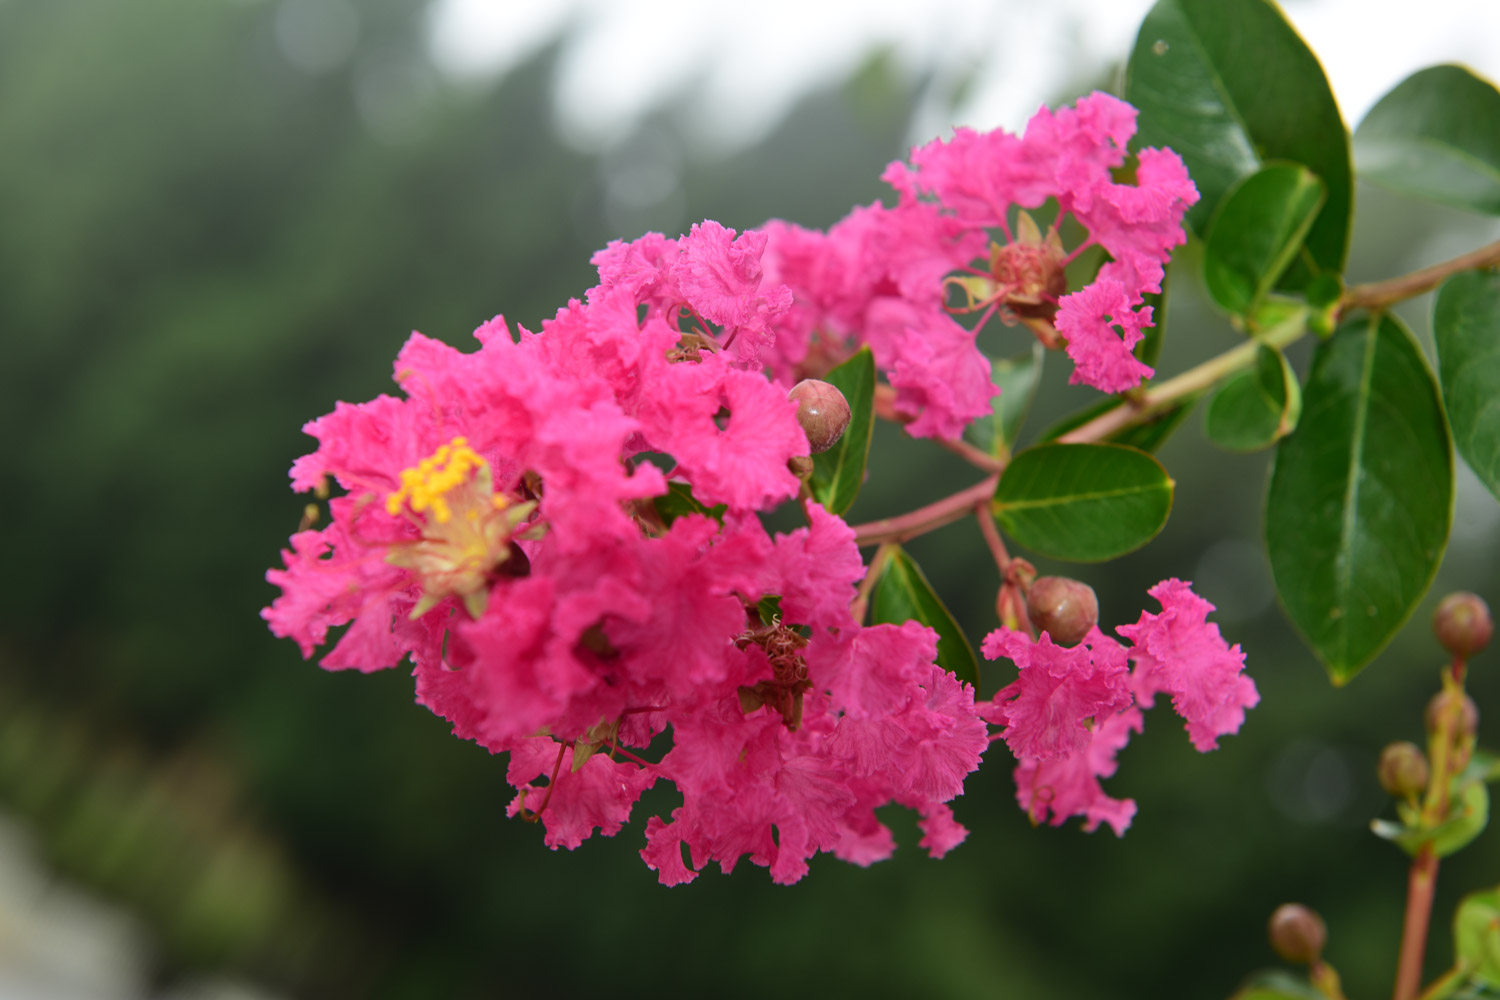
[788,379,852,455]
[1433,592,1493,660]
[1425,690,1479,739]
[1268,903,1326,964]
[1377,741,1429,799]
[1026,576,1099,647]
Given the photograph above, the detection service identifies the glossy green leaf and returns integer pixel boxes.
[1456,888,1500,989]
[1229,971,1326,1000]
[963,343,1043,458]
[1372,782,1489,858]
[1435,271,1500,500]
[1267,313,1453,683]
[1204,164,1326,316]
[810,346,876,515]
[1126,0,1351,277]
[993,443,1174,562]
[869,547,980,687]
[1355,65,1500,215]
[1204,345,1301,452]
[653,481,725,525]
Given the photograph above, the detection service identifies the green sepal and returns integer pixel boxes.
[1371,781,1489,859]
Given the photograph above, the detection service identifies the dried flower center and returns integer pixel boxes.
[735,620,812,730]
[988,211,1069,320]
[384,437,536,619]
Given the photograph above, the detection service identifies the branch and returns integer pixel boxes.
[850,475,999,546]
[1342,237,1500,316]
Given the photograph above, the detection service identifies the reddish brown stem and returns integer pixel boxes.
[973,503,1011,575]
[1342,238,1500,317]
[935,435,1008,473]
[1393,844,1439,1000]
[850,475,999,547]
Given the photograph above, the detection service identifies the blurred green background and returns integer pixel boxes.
[5,1,1500,997]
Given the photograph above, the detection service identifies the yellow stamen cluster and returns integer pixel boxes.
[386,437,496,523]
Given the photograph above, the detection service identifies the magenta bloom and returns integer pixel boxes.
[265,229,989,884]
[980,626,1134,762]
[981,578,1255,834]
[1118,578,1260,752]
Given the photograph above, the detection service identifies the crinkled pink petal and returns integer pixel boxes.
[1015,706,1142,836]
[914,800,968,859]
[1116,578,1258,752]
[808,620,931,720]
[640,357,804,510]
[888,312,998,440]
[1055,277,1156,394]
[981,626,1134,762]
[641,815,699,886]
[505,737,658,850]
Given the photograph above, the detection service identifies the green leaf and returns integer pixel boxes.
[963,343,1043,458]
[1229,971,1327,1000]
[810,346,876,515]
[1203,164,1326,316]
[1125,0,1352,277]
[1456,888,1500,989]
[1460,748,1500,787]
[1372,781,1489,858]
[653,481,726,525]
[1435,271,1500,501]
[869,547,980,687]
[1355,65,1500,216]
[993,443,1174,562]
[1266,313,1453,683]
[1204,345,1301,452]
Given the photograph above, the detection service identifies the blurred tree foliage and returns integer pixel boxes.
[4,1,1500,998]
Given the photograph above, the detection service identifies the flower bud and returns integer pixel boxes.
[1433,592,1493,660]
[1026,576,1098,647]
[788,379,851,455]
[1425,690,1479,739]
[1268,903,1326,964]
[1377,741,1429,799]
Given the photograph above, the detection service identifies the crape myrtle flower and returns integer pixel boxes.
[265,92,1215,881]
[759,91,1198,441]
[265,227,988,885]
[980,579,1255,834]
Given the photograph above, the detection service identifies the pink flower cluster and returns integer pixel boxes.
[757,91,1198,437]
[265,220,987,885]
[264,92,1223,882]
[980,580,1259,835]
